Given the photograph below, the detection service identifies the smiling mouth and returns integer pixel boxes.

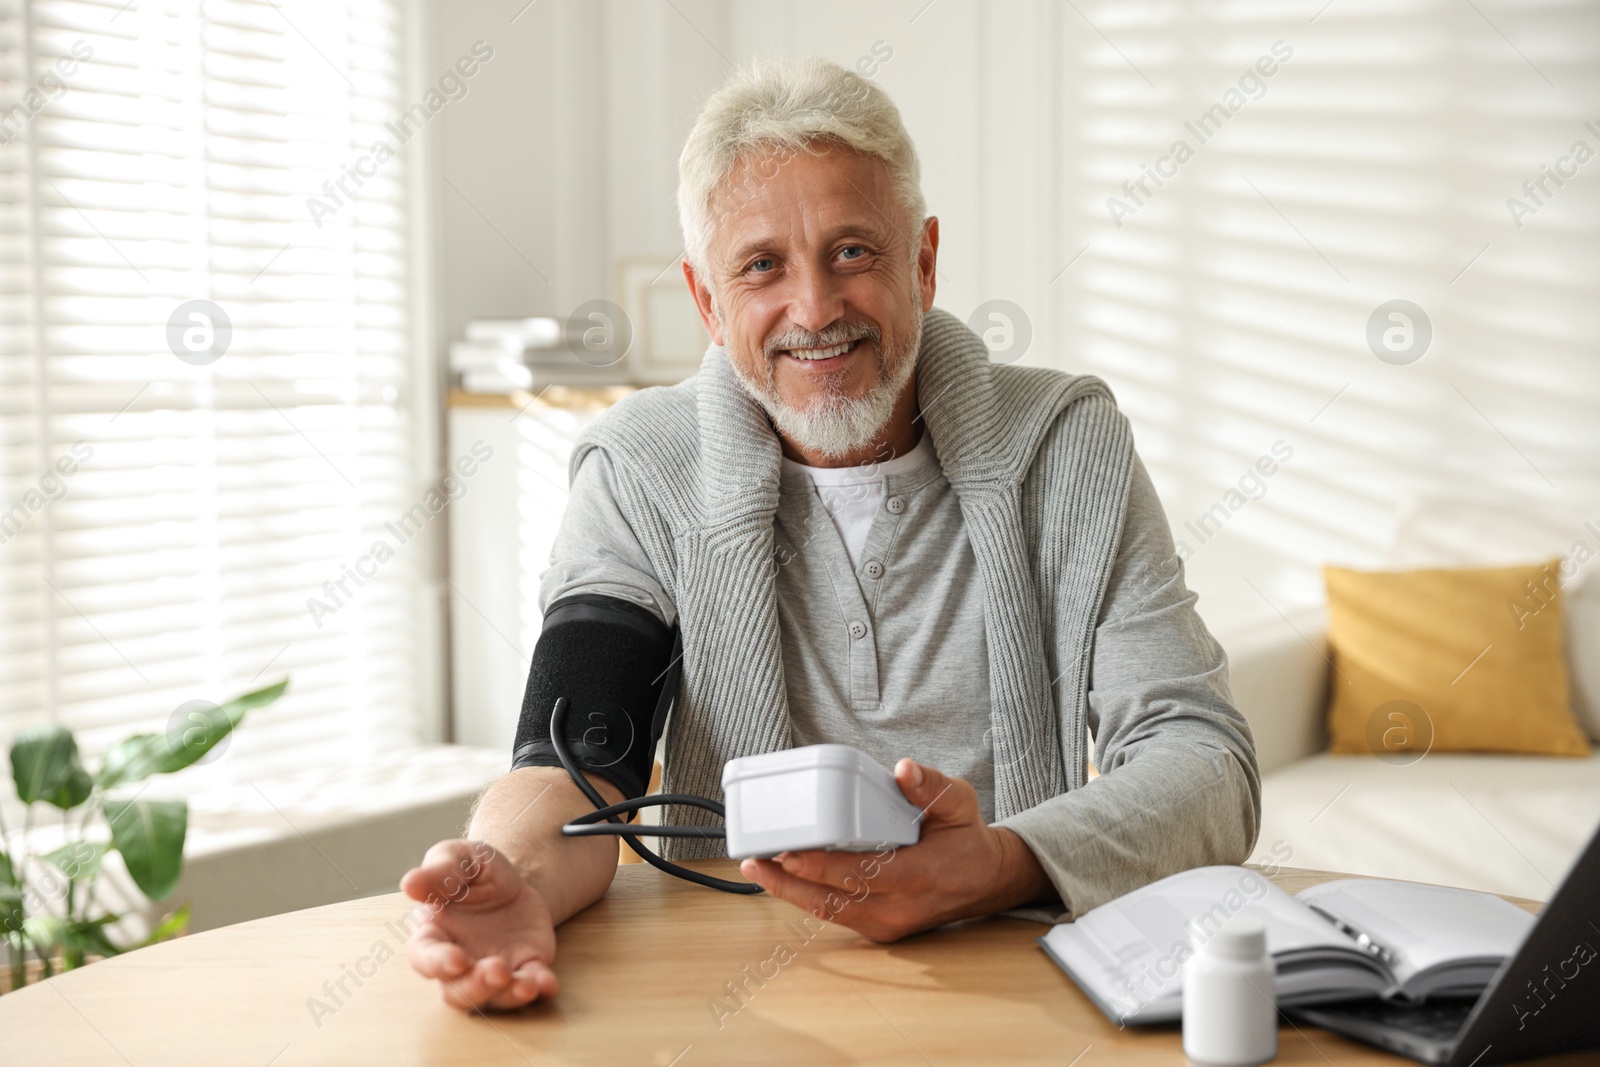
[779,338,863,368]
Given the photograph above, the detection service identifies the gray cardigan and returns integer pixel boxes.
[567,307,1260,920]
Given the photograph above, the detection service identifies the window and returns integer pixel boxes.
[0,0,437,790]
[1063,0,1600,595]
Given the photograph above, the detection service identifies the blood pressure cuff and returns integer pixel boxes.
[510,593,679,800]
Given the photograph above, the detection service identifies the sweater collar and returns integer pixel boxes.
[695,308,1009,529]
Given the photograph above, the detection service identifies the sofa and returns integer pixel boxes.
[1223,499,1600,902]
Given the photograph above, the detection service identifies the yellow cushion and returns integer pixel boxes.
[1323,561,1591,758]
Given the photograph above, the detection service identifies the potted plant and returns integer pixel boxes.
[1,680,287,992]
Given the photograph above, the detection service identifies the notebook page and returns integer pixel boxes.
[1296,879,1536,988]
[1042,865,1359,1022]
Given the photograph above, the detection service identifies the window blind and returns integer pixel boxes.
[1064,0,1600,592]
[0,0,433,790]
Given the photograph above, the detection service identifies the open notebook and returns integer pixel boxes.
[1039,866,1536,1025]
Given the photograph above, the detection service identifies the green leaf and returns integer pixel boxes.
[43,841,109,883]
[0,851,20,934]
[66,915,122,960]
[137,902,190,947]
[23,914,68,953]
[95,679,288,789]
[95,734,171,791]
[45,760,93,811]
[22,914,122,962]
[0,890,22,935]
[11,725,77,804]
[103,797,187,901]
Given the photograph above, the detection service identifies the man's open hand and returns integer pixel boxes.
[738,759,1052,941]
[401,840,560,1011]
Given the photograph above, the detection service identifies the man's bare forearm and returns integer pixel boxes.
[466,766,625,925]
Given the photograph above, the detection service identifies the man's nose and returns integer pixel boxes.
[784,263,845,335]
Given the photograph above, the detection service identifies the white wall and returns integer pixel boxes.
[425,0,1600,643]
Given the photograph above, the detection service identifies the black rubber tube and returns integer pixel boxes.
[550,697,762,895]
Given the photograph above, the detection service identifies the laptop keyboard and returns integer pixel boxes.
[1307,997,1476,1041]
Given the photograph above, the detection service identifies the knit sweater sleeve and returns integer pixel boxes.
[994,454,1262,922]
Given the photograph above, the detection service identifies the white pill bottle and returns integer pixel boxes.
[1182,914,1278,1067]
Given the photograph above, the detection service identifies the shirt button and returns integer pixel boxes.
[885,495,905,514]
[848,621,867,640]
[863,560,884,579]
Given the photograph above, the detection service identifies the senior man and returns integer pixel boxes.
[403,57,1259,1011]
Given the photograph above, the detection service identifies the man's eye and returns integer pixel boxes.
[748,257,776,273]
[839,245,867,261]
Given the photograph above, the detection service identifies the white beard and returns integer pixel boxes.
[716,285,923,461]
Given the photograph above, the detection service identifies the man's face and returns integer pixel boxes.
[684,144,937,459]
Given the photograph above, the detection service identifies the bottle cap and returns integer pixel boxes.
[1204,914,1267,961]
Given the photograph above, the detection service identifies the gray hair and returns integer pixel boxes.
[676,57,926,276]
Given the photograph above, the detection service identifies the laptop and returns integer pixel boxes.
[1288,820,1600,1065]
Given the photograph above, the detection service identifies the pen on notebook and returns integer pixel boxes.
[1307,905,1397,967]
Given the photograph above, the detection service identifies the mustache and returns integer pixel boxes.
[763,320,881,359]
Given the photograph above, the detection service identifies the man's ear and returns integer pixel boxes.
[917,216,939,312]
[682,258,726,346]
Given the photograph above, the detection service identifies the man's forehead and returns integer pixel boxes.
[708,146,899,254]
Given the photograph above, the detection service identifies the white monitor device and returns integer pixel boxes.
[722,744,923,860]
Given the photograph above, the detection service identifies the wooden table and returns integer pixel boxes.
[0,862,1583,1066]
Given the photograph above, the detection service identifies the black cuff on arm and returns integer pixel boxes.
[510,593,676,800]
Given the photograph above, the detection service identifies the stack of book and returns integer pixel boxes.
[451,318,560,393]
[452,316,634,393]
